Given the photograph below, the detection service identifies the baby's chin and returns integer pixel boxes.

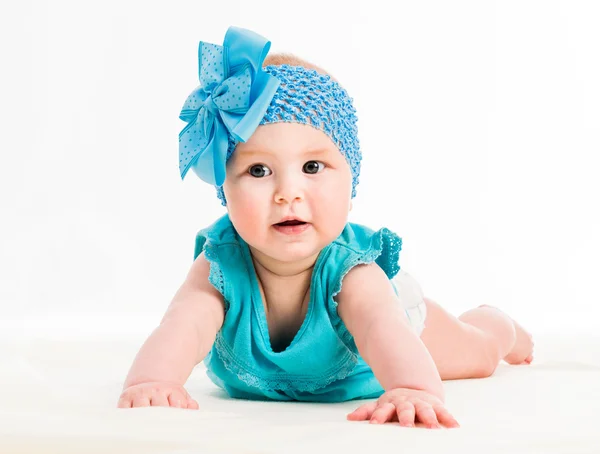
[263,245,321,264]
[253,241,325,268]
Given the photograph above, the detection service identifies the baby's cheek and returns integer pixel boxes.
[319,178,351,208]
[230,196,257,223]
[228,190,268,235]
[313,183,351,229]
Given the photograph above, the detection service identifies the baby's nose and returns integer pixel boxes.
[274,174,305,203]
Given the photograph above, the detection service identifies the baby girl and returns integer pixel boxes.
[117,26,534,428]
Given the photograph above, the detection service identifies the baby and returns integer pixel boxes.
[118,26,534,428]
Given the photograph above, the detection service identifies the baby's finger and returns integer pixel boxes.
[370,402,396,424]
[413,400,440,429]
[395,401,416,427]
[433,405,460,428]
[186,398,200,410]
[347,402,377,421]
[167,392,187,408]
[179,389,199,410]
[132,395,151,408]
[150,392,170,407]
[117,396,132,409]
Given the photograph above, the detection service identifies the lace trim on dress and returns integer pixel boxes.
[328,228,403,351]
[213,332,358,392]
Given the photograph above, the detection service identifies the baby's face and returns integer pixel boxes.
[223,122,353,264]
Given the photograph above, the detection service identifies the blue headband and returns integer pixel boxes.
[178,26,361,206]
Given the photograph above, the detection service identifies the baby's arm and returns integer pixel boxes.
[336,263,444,394]
[337,264,461,427]
[337,264,459,428]
[118,252,224,408]
[336,263,443,400]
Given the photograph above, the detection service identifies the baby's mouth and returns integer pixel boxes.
[272,219,311,235]
[274,220,307,227]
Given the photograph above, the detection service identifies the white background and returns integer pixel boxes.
[1,0,598,340]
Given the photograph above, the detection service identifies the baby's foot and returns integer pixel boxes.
[480,305,534,365]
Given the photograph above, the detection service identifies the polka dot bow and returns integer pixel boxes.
[178,26,280,186]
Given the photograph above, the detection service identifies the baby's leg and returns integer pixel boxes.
[419,298,534,380]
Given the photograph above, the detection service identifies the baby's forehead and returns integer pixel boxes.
[234,146,336,161]
[234,123,340,157]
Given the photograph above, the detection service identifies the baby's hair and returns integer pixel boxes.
[263,53,339,83]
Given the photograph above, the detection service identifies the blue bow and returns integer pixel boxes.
[178,27,280,186]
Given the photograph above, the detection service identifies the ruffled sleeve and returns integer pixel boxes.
[322,222,403,353]
[193,214,239,312]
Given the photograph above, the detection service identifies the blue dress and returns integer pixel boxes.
[194,214,404,402]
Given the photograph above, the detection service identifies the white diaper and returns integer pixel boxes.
[392,270,427,336]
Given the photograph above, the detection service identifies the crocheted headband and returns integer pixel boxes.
[178,26,361,206]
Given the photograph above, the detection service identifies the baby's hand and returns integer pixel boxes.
[347,388,460,428]
[117,382,199,409]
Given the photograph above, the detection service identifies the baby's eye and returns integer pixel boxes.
[248,164,272,178]
[303,161,325,174]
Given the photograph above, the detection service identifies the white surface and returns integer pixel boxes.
[1,334,599,453]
